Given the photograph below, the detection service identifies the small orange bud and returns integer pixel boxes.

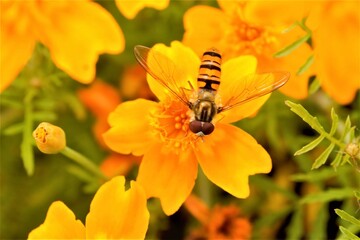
[33,122,66,154]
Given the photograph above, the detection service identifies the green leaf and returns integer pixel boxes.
[251,175,298,200]
[291,167,337,182]
[297,55,314,76]
[300,188,354,204]
[354,190,360,200]
[335,209,360,227]
[252,207,292,234]
[312,143,335,169]
[285,101,324,133]
[309,77,321,95]
[295,134,325,155]
[332,151,345,169]
[274,34,310,58]
[330,108,339,136]
[338,226,360,240]
[309,204,328,240]
[2,123,24,135]
[286,207,304,240]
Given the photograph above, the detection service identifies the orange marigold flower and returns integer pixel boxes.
[115,0,170,20]
[182,1,313,99]
[0,0,124,92]
[103,41,272,215]
[78,80,121,147]
[28,176,149,239]
[33,122,66,154]
[121,65,157,101]
[185,194,252,240]
[310,0,360,104]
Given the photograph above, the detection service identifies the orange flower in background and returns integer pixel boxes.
[310,0,360,105]
[104,41,272,215]
[185,194,252,239]
[1,0,124,92]
[78,80,141,177]
[28,176,149,239]
[115,0,170,19]
[120,64,156,101]
[183,0,313,99]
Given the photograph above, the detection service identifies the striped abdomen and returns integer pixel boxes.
[197,48,222,92]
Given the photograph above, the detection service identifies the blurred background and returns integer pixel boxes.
[1,0,359,239]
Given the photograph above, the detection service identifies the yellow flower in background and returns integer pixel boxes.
[0,0,124,92]
[310,0,360,105]
[28,176,149,239]
[183,0,313,99]
[104,41,272,215]
[115,0,170,19]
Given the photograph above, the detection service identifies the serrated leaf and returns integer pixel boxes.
[309,204,328,240]
[300,188,354,204]
[285,101,324,133]
[286,207,304,240]
[274,34,310,58]
[291,167,337,182]
[312,143,335,169]
[2,123,24,135]
[332,151,345,169]
[330,108,339,136]
[335,209,360,226]
[338,226,360,240]
[295,134,325,155]
[297,55,314,76]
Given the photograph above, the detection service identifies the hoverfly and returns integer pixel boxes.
[134,45,290,137]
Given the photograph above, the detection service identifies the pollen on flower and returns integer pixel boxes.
[149,98,197,151]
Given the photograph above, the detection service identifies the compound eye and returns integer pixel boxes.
[189,121,203,134]
[202,122,214,135]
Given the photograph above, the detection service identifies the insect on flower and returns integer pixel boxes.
[134,45,290,137]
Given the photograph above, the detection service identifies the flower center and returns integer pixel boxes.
[34,126,48,143]
[149,98,198,152]
[226,13,278,56]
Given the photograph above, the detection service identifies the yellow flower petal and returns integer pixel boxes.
[103,99,157,156]
[35,1,124,84]
[137,143,198,215]
[218,55,271,123]
[86,176,149,239]
[195,124,272,198]
[115,0,169,19]
[147,41,200,101]
[0,1,36,92]
[313,1,360,104]
[28,201,85,239]
[183,5,228,57]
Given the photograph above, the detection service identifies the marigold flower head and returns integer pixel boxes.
[33,122,66,154]
[115,0,170,20]
[104,41,272,215]
[182,0,314,100]
[310,0,360,104]
[185,194,252,240]
[28,176,149,239]
[1,0,124,92]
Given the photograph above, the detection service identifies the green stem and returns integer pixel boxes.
[21,89,38,175]
[61,146,108,181]
[322,131,347,149]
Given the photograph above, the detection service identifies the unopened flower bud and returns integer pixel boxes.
[345,143,360,159]
[33,122,66,154]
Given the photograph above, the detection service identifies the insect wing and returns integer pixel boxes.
[218,71,290,113]
[134,45,192,106]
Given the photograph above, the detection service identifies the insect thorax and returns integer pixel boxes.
[191,90,217,122]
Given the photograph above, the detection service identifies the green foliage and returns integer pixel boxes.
[286,101,356,170]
